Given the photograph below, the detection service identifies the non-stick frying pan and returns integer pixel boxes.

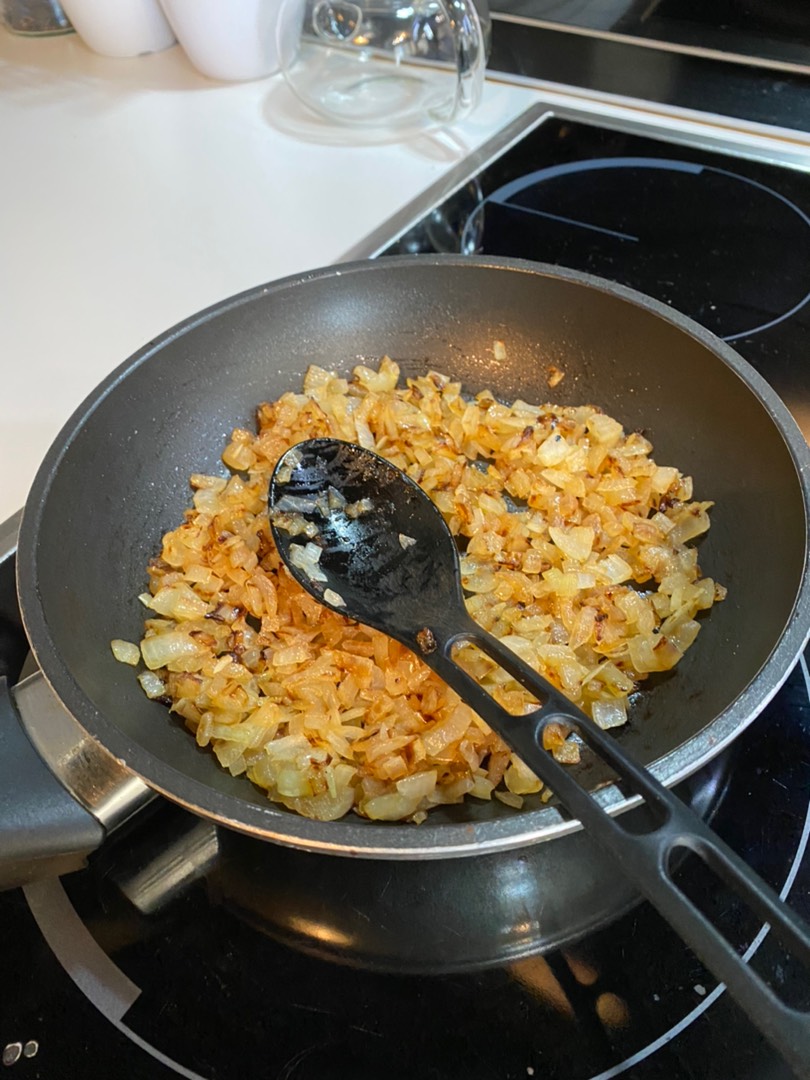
[3,256,810,876]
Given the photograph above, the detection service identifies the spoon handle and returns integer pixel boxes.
[426,617,810,1078]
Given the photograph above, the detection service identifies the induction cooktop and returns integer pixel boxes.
[2,105,810,1080]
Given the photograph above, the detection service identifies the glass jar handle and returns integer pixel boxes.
[431,0,486,125]
[310,0,363,44]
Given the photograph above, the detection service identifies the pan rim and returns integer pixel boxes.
[16,255,810,859]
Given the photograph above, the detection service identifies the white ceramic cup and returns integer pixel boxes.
[59,0,176,57]
[158,0,283,81]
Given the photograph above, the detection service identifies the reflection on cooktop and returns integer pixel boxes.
[491,0,810,70]
[651,0,810,40]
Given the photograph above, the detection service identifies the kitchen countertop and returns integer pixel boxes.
[3,25,809,529]
[0,29,539,525]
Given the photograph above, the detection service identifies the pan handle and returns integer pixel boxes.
[426,620,810,1080]
[0,672,154,891]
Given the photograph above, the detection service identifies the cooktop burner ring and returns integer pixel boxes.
[463,155,810,343]
[21,655,810,1080]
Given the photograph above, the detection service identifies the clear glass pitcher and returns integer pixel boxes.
[277,0,488,131]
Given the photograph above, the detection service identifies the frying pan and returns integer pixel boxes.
[3,256,810,882]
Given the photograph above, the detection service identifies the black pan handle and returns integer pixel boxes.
[426,617,810,1080]
[0,672,155,891]
[0,676,104,889]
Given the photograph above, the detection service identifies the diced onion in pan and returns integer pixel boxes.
[123,357,725,824]
[111,639,140,666]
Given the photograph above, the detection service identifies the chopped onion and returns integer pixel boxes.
[274,447,303,484]
[327,486,346,509]
[129,356,725,825]
[537,432,571,467]
[111,639,140,665]
[274,492,328,516]
[547,365,565,388]
[269,510,318,538]
[137,670,167,699]
[549,525,594,562]
[146,583,209,621]
[289,542,327,583]
[140,631,209,671]
[592,699,627,729]
[345,498,374,519]
[495,790,524,809]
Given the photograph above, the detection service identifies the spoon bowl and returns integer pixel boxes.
[269,437,460,643]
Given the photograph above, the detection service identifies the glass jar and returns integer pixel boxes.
[277,0,488,132]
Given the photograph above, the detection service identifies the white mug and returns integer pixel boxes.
[59,0,176,57]
[159,0,283,81]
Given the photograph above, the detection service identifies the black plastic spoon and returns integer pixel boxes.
[269,437,810,1077]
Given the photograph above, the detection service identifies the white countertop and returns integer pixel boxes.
[6,28,810,530]
[0,29,540,524]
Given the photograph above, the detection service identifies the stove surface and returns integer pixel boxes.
[3,113,810,1079]
[491,0,810,74]
[2,656,808,1079]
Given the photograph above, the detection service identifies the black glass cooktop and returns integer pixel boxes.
[3,116,810,1079]
[2,655,808,1079]
[383,116,810,441]
[492,0,810,71]
[485,16,810,131]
